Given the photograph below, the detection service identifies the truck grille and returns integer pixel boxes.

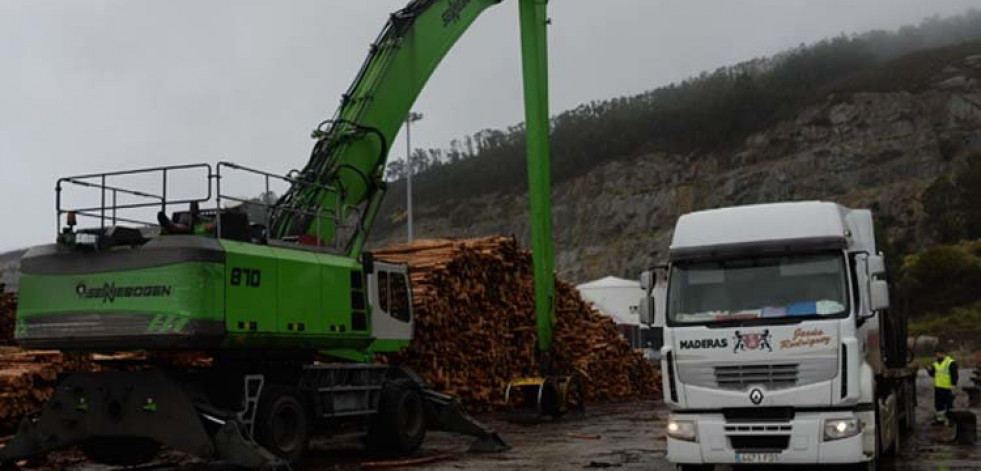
[715,363,799,390]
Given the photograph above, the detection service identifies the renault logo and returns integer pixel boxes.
[749,388,764,405]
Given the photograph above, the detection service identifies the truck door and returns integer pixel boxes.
[368,262,413,342]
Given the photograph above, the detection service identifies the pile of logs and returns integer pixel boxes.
[374,236,659,411]
[0,348,97,430]
[0,290,102,431]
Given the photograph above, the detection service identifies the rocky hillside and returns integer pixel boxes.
[369,46,981,283]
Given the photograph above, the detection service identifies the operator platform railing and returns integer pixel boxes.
[57,162,363,254]
[56,163,213,234]
[216,162,363,253]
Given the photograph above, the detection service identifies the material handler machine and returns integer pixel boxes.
[2,0,578,468]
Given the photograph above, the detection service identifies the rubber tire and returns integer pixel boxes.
[254,387,311,464]
[904,382,917,431]
[367,381,427,455]
[82,437,161,466]
[884,405,901,457]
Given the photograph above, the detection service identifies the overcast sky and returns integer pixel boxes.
[2,0,979,252]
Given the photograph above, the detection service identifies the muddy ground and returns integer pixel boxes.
[27,369,981,470]
[300,369,981,471]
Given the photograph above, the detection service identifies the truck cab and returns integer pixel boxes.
[641,201,914,469]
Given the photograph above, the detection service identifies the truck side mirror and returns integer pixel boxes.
[867,254,886,277]
[856,253,889,321]
[870,279,890,311]
[653,267,668,328]
[640,270,653,291]
[639,295,654,325]
[640,266,668,327]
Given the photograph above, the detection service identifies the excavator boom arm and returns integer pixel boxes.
[519,0,556,353]
[270,0,555,351]
[271,0,502,256]
[272,0,556,354]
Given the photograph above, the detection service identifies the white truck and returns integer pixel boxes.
[640,201,917,470]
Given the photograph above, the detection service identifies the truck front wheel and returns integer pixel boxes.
[254,387,311,463]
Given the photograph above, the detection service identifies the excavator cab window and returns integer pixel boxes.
[374,271,410,323]
[378,271,390,312]
[390,273,411,323]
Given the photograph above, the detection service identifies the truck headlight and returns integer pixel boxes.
[667,419,697,442]
[823,419,860,441]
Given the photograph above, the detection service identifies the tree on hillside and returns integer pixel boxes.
[898,241,981,317]
[922,152,981,244]
[372,10,981,233]
[954,153,981,238]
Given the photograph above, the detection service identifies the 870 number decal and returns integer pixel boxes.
[230,268,261,287]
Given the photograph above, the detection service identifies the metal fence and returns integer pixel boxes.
[56,163,213,234]
[56,161,359,253]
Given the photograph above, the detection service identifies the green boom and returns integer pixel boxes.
[518,0,556,352]
[271,0,503,256]
[272,0,557,353]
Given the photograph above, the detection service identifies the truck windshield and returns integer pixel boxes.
[668,252,848,325]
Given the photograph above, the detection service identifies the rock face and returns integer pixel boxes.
[370,53,981,283]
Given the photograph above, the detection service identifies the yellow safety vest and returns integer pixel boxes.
[934,356,954,390]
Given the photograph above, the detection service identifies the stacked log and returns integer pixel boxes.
[0,348,97,430]
[374,236,659,411]
[0,291,98,431]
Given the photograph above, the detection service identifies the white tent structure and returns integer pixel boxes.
[577,276,642,325]
[577,276,651,351]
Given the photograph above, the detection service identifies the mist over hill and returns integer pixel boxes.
[368,11,981,286]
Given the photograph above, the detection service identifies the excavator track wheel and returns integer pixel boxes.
[368,380,427,455]
[81,437,161,466]
[254,387,311,464]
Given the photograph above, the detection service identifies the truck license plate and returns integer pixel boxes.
[735,453,780,464]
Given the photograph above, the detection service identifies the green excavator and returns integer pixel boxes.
[1,0,577,468]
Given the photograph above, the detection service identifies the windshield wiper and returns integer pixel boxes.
[705,319,749,329]
[704,316,807,329]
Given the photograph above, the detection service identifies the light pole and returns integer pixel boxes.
[405,111,423,242]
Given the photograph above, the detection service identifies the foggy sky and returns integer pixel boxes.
[2,0,979,251]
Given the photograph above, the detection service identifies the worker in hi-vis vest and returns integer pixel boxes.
[926,347,959,424]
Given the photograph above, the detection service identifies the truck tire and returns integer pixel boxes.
[82,437,161,465]
[884,407,901,457]
[368,380,427,455]
[254,387,311,463]
[904,381,917,431]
